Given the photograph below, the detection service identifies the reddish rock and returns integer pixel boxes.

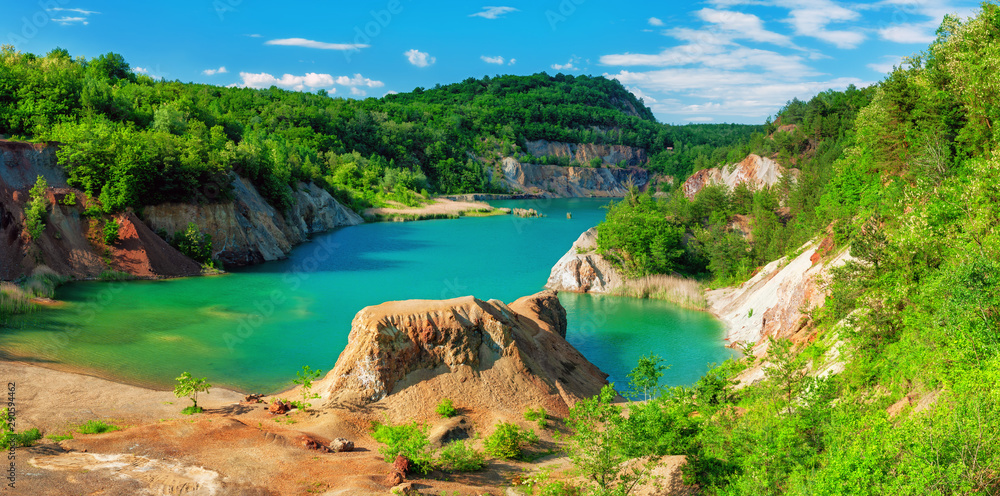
[298,435,332,452]
[268,401,291,415]
[384,469,405,487]
[243,393,265,404]
[393,455,410,475]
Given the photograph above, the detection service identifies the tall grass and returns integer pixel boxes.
[0,283,36,324]
[22,265,68,298]
[610,274,707,310]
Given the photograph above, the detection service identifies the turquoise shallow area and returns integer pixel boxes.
[0,198,736,392]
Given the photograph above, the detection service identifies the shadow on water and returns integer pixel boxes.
[240,222,433,275]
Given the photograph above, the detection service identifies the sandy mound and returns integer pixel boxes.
[320,290,609,420]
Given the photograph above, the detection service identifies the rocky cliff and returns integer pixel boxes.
[524,139,648,167]
[708,238,851,353]
[319,290,609,417]
[545,227,623,293]
[143,177,362,267]
[500,157,648,197]
[0,140,201,280]
[682,154,798,199]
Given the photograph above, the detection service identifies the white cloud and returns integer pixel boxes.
[697,8,797,48]
[786,6,865,48]
[405,49,435,67]
[245,34,262,38]
[878,23,937,44]
[601,45,814,75]
[606,68,869,119]
[552,57,581,71]
[481,55,505,65]
[470,6,519,19]
[266,38,369,50]
[384,90,399,96]
[648,17,665,26]
[335,73,384,87]
[350,87,367,97]
[202,66,228,76]
[134,67,149,74]
[47,7,99,15]
[508,58,517,65]
[52,16,89,25]
[236,72,337,91]
[704,0,866,48]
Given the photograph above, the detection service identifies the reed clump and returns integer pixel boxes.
[611,274,707,310]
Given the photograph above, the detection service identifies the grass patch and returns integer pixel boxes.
[0,283,36,323]
[99,270,135,281]
[610,274,707,310]
[78,420,120,434]
[46,433,73,442]
[458,207,506,217]
[181,406,204,415]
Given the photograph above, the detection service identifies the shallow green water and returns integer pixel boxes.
[1,198,735,392]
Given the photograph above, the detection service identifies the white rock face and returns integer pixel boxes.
[545,227,623,293]
[144,176,363,266]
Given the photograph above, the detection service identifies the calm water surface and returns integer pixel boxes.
[1,199,735,392]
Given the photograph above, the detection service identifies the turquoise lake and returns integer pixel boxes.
[0,198,736,393]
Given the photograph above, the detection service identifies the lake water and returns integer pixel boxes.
[0,198,736,393]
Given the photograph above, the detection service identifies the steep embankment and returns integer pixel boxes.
[682,153,797,199]
[545,227,623,293]
[1,140,363,278]
[0,140,201,280]
[707,237,851,359]
[144,178,362,266]
[319,290,608,418]
[497,139,651,197]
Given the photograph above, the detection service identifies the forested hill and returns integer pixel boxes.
[0,47,758,214]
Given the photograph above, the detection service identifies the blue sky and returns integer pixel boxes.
[2,0,982,124]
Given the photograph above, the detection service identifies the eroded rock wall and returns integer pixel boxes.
[682,154,798,199]
[501,157,648,197]
[320,290,608,417]
[143,177,362,266]
[545,227,623,293]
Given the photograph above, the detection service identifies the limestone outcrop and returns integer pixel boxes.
[707,240,851,352]
[524,139,648,167]
[320,290,608,416]
[545,227,623,293]
[500,157,648,198]
[143,177,362,267]
[682,154,798,199]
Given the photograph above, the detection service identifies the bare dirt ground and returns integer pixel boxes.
[364,198,499,217]
[2,360,693,496]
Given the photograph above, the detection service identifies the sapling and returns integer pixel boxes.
[292,365,322,411]
[174,372,211,414]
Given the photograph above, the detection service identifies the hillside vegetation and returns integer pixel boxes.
[590,5,1000,495]
[0,48,756,215]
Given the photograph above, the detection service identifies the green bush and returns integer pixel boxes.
[24,175,49,240]
[172,222,214,264]
[437,439,486,472]
[78,420,119,434]
[435,398,458,418]
[370,421,433,474]
[61,191,76,206]
[524,407,549,429]
[15,428,41,447]
[484,422,537,460]
[103,219,119,245]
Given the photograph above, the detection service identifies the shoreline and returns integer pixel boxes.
[363,197,507,222]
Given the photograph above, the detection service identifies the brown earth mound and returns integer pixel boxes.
[320,290,608,419]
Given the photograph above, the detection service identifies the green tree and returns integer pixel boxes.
[291,365,321,411]
[24,175,49,240]
[174,372,211,414]
[627,354,669,401]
